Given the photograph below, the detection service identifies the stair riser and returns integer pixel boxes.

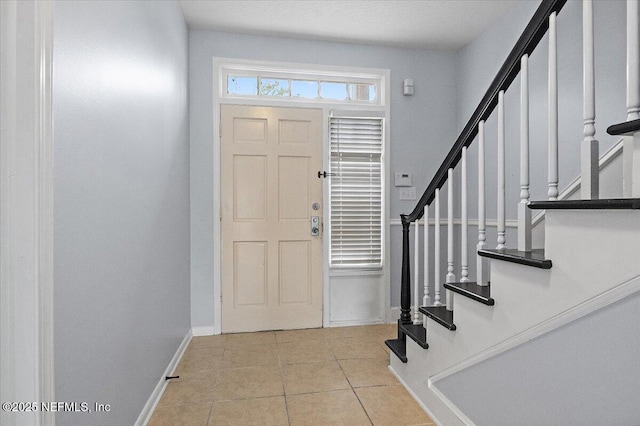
[545,210,640,287]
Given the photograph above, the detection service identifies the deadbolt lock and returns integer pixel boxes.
[311,216,320,236]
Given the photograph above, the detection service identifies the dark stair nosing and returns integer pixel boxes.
[528,198,640,210]
[607,118,640,136]
[443,282,495,306]
[419,306,456,330]
[478,248,552,269]
[384,339,407,363]
[399,322,429,349]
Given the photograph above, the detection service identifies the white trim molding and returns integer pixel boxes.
[0,2,55,425]
[135,332,192,426]
[388,306,401,322]
[390,218,518,228]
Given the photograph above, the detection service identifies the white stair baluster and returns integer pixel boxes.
[414,219,420,324]
[434,189,441,306]
[446,168,455,311]
[519,55,532,252]
[582,0,599,200]
[423,205,430,308]
[548,11,559,200]
[477,120,489,285]
[497,90,506,249]
[623,0,640,197]
[461,147,469,282]
[628,0,640,120]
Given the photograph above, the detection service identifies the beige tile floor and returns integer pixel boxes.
[149,323,435,426]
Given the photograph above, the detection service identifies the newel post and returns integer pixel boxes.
[400,214,412,325]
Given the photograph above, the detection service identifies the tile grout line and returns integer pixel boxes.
[149,325,403,425]
[276,339,293,426]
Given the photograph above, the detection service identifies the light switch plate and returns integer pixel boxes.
[399,187,417,200]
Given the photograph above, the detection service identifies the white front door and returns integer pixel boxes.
[221,105,323,333]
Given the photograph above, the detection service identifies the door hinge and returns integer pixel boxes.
[219,125,222,138]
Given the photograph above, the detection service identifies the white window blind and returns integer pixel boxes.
[330,117,383,267]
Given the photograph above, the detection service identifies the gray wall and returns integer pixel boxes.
[53,1,190,424]
[437,287,640,426]
[189,31,458,324]
[455,0,626,222]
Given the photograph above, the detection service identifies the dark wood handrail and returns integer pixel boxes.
[403,0,567,224]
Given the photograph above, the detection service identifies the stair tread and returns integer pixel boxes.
[384,339,407,363]
[478,248,552,269]
[528,198,640,210]
[444,281,495,306]
[419,306,456,330]
[399,322,429,349]
[607,118,640,136]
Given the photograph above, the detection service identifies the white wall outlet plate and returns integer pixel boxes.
[399,187,417,200]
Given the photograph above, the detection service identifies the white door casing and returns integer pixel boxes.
[0,1,55,425]
[220,105,323,332]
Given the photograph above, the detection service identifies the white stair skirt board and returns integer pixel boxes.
[389,209,640,424]
[135,331,191,426]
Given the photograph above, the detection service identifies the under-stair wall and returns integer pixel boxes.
[435,275,640,426]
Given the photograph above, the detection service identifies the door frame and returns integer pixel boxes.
[211,57,390,333]
[0,1,55,425]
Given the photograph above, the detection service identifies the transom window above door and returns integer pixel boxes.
[218,59,386,106]
[227,75,377,102]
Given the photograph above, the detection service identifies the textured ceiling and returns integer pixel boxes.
[180,0,518,50]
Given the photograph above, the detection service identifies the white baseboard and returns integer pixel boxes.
[191,326,216,336]
[328,319,386,327]
[389,306,400,322]
[135,331,192,426]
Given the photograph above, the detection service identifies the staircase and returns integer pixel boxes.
[385,1,640,424]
